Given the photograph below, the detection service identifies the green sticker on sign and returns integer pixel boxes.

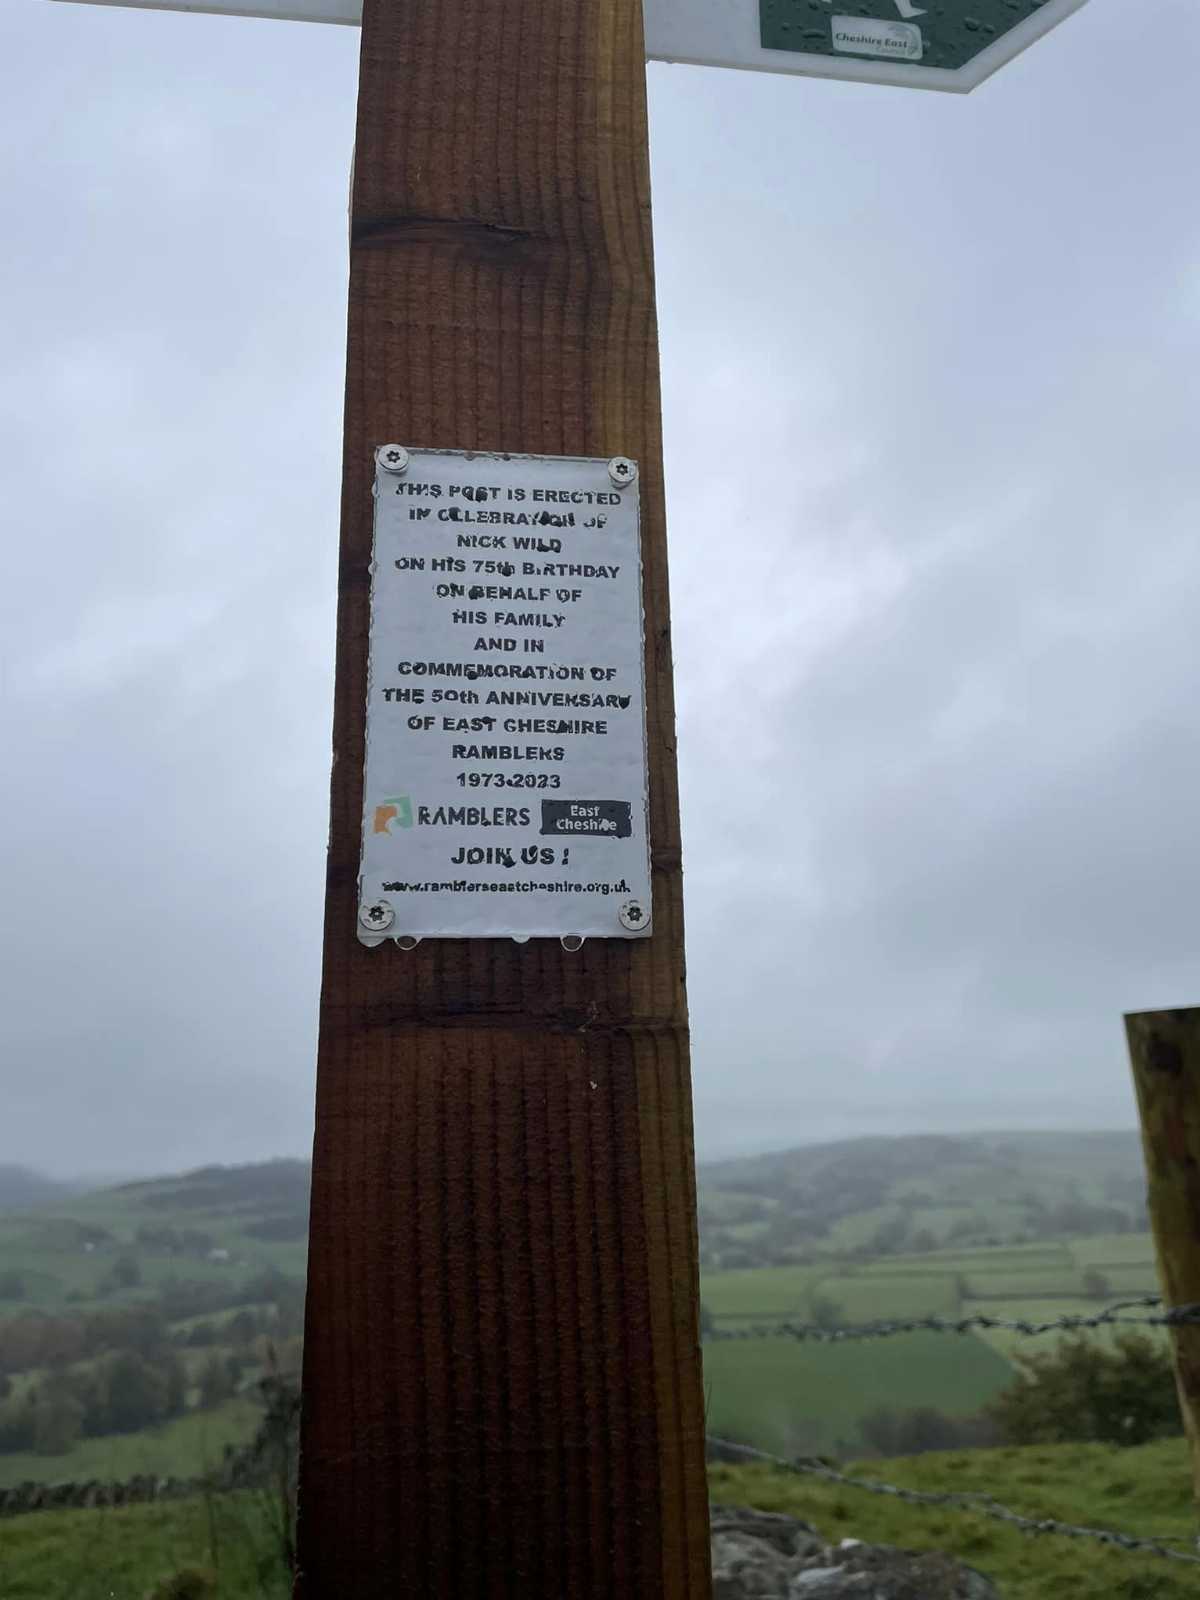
[760,1,1058,73]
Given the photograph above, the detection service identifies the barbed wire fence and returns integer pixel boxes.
[702,1294,1200,1344]
[705,1295,1200,1568]
[706,1435,1200,1567]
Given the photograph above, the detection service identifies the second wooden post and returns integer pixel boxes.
[1126,1006,1200,1507]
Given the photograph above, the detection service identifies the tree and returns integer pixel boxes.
[162,1351,189,1417]
[987,1333,1181,1447]
[32,1388,84,1456]
[111,1253,142,1290]
[198,1354,235,1409]
[1082,1268,1111,1301]
[228,1308,260,1345]
[97,1350,168,1434]
[809,1294,844,1331]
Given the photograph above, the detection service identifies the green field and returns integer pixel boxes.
[699,1224,1164,1451]
[0,1399,261,1490]
[703,1331,1013,1456]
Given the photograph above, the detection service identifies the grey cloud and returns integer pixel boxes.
[3,0,1199,1172]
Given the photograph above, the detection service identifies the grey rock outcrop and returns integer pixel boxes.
[711,1505,1001,1599]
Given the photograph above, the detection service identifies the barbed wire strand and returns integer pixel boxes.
[704,1296,1200,1344]
[707,1436,1200,1566]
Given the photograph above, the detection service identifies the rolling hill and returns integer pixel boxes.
[696,1129,1148,1270]
[0,1131,1161,1474]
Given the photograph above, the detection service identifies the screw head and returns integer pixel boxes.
[359,899,395,932]
[607,456,638,489]
[618,900,648,932]
[377,444,410,475]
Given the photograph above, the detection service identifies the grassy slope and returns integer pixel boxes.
[0,1492,290,1600]
[1,1440,1191,1600]
[710,1437,1197,1600]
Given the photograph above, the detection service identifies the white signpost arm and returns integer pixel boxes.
[46,0,1091,94]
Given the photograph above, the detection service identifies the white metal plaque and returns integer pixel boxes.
[357,448,652,944]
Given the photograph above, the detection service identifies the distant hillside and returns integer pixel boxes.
[0,1159,313,1312]
[0,1166,79,1213]
[0,1134,1151,1300]
[695,1130,1148,1270]
[111,1158,311,1228]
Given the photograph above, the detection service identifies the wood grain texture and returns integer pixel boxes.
[292,0,711,1593]
[1126,1007,1200,1507]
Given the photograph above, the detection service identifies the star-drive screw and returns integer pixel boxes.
[377,444,410,475]
[618,900,647,931]
[359,899,396,932]
[607,455,638,489]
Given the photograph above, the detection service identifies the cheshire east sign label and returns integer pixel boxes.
[49,0,1091,93]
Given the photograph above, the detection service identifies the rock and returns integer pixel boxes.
[710,1504,1001,1600]
[712,1531,794,1599]
[790,1570,872,1595]
[711,1506,823,1560]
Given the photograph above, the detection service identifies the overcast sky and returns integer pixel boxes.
[3,0,1199,1178]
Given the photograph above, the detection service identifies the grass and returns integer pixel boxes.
[809,1273,959,1321]
[3,1438,1191,1600]
[862,1244,1075,1275]
[0,1491,290,1600]
[1073,1233,1161,1266]
[703,1331,1013,1456]
[0,1400,261,1490]
[702,1265,820,1320]
[709,1437,1198,1600]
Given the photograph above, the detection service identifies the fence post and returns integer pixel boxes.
[1125,1006,1200,1505]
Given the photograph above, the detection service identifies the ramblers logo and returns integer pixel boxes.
[373,795,414,835]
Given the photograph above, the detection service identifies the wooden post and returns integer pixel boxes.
[1125,1007,1200,1505]
[293,0,712,1594]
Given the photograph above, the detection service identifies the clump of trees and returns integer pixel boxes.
[0,1267,308,1459]
[987,1333,1181,1447]
[0,1346,189,1456]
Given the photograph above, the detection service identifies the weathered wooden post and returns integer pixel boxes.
[1126,1006,1200,1504]
[292,0,713,1593]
